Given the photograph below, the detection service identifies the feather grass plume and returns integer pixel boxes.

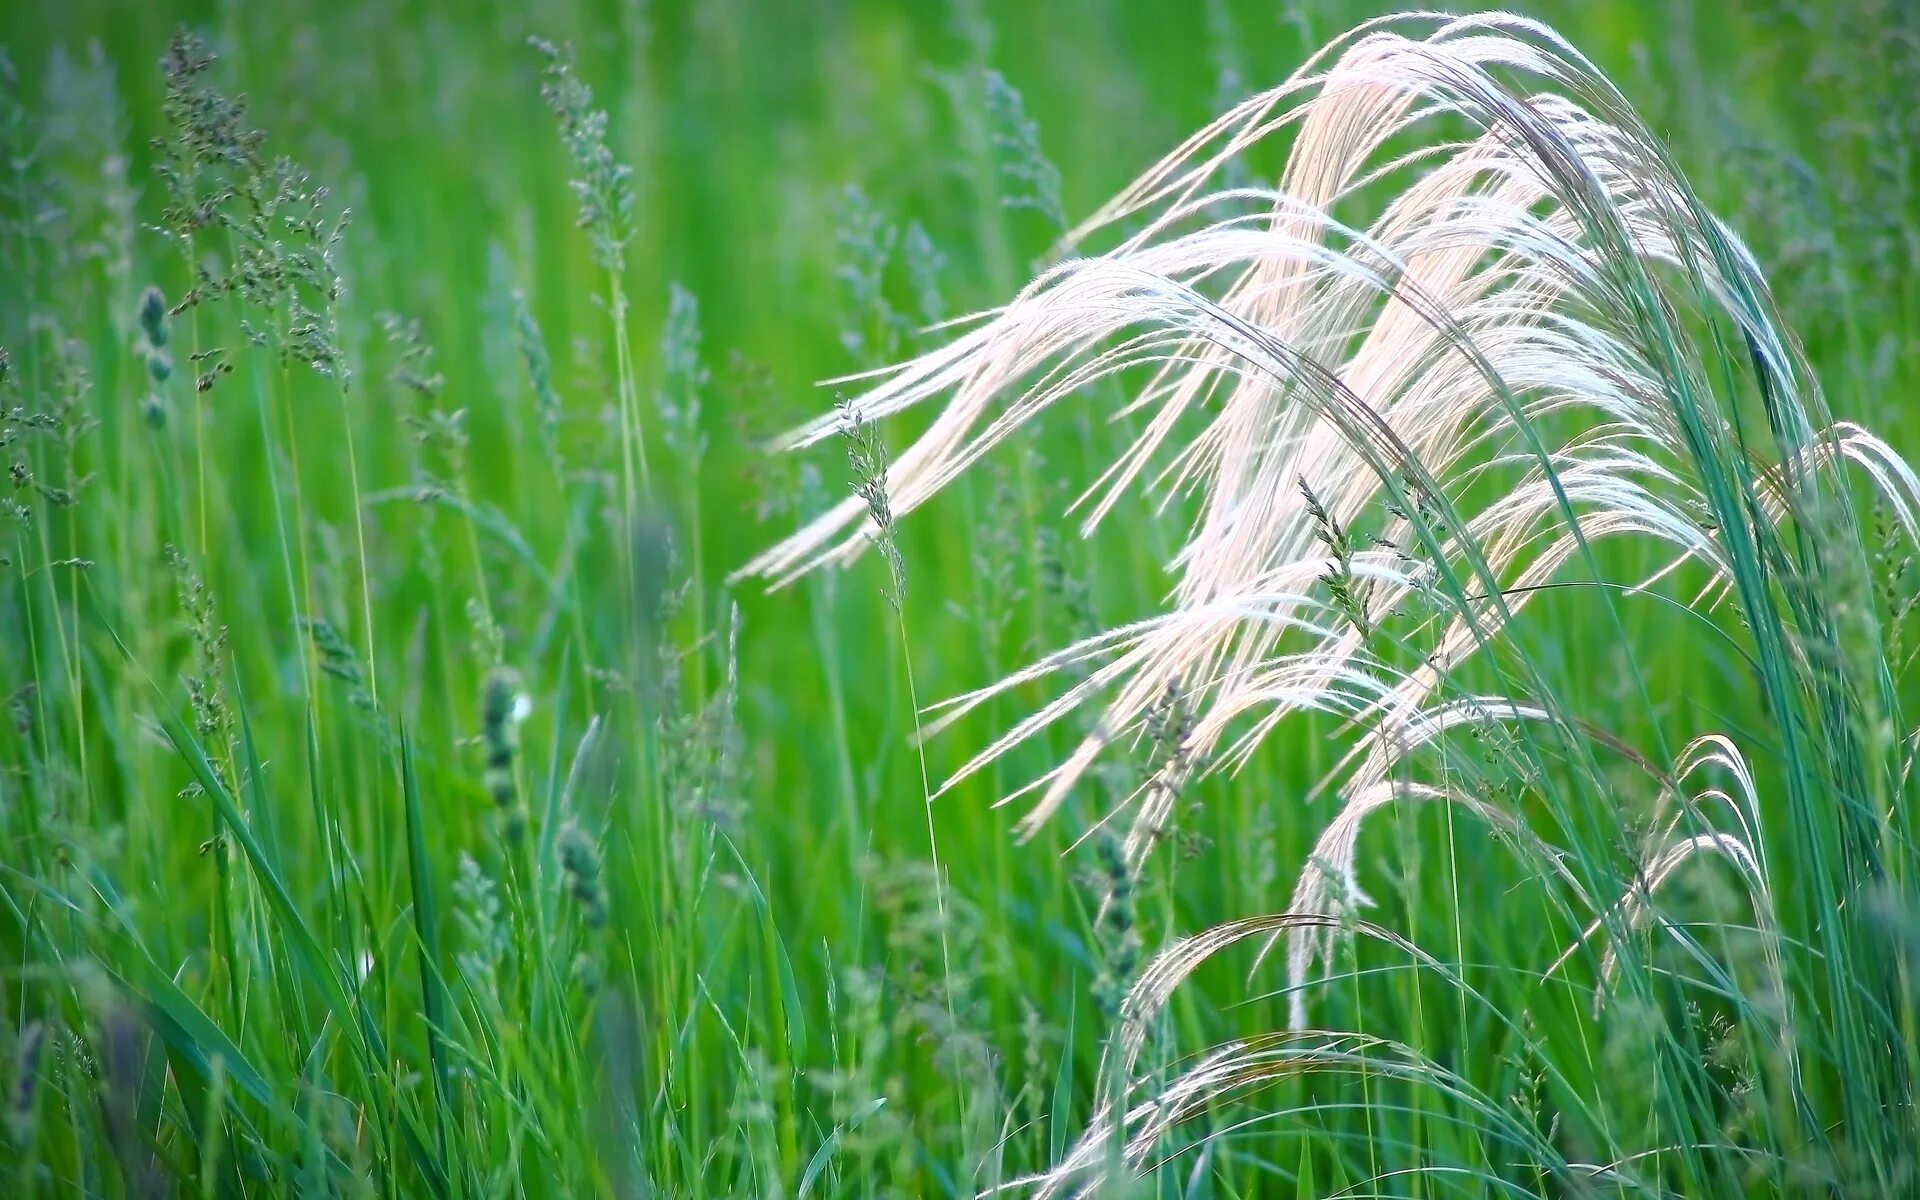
[743,10,1920,1193]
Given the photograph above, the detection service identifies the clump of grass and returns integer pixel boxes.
[745,12,1920,1195]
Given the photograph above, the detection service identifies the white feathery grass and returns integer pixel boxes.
[738,9,1920,1191]
[1548,735,1788,1014]
[1006,913,1603,1198]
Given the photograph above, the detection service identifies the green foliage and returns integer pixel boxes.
[2,2,1918,1198]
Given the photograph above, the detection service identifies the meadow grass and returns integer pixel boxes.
[2,1,1919,1197]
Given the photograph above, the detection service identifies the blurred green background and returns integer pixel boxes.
[3,0,1918,1195]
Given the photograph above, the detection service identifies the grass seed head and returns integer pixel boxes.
[7,1020,46,1146]
[982,68,1065,235]
[530,36,634,274]
[511,286,565,476]
[136,285,168,347]
[452,852,507,983]
[1091,826,1141,1023]
[834,186,902,366]
[165,543,229,743]
[838,398,905,609]
[481,665,529,838]
[655,282,707,461]
[556,819,608,928]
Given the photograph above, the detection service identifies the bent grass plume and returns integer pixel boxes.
[742,11,1920,1195]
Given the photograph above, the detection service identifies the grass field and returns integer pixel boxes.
[4,0,1920,1196]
